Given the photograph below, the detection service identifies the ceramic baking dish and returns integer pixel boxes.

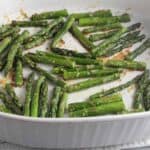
[0,0,150,149]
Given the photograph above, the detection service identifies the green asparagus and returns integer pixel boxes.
[57,92,68,117]
[31,9,68,20]
[105,60,146,70]
[65,73,120,93]
[126,38,150,60]
[70,24,95,51]
[69,101,125,117]
[89,30,118,42]
[71,10,112,19]
[0,104,11,113]
[51,16,75,47]
[78,13,130,26]
[31,76,45,117]
[11,20,49,27]
[69,94,123,112]
[0,91,22,115]
[63,68,121,80]
[24,72,35,116]
[4,30,30,75]
[82,23,122,34]
[39,80,48,117]
[50,86,62,117]
[5,83,22,109]
[89,75,141,100]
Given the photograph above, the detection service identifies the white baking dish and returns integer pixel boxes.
[0,0,150,149]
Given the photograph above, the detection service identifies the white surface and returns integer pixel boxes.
[0,0,149,149]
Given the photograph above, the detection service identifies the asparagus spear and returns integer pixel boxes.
[126,38,150,60]
[0,37,12,55]
[78,13,130,26]
[26,53,76,68]
[39,80,48,117]
[69,101,125,117]
[11,20,49,27]
[65,73,120,93]
[52,65,104,74]
[31,76,45,117]
[105,34,145,57]
[70,24,95,51]
[89,75,141,100]
[24,72,35,116]
[14,48,23,87]
[91,23,141,56]
[89,30,118,42]
[31,9,68,20]
[144,84,150,111]
[0,25,12,34]
[49,86,62,117]
[22,56,66,87]
[57,92,68,117]
[63,68,121,80]
[5,83,22,109]
[0,104,11,113]
[0,91,22,115]
[51,47,93,58]
[69,94,122,112]
[4,30,30,75]
[105,60,146,70]
[133,70,150,109]
[51,16,75,47]
[82,23,122,34]
[24,18,64,43]
[71,10,112,19]
[0,27,20,40]
[36,51,100,65]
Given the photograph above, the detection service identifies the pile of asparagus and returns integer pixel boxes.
[0,9,149,117]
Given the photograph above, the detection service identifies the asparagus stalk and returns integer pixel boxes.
[4,30,30,75]
[126,38,150,60]
[144,83,150,111]
[24,72,35,116]
[71,10,112,19]
[91,23,141,56]
[31,76,45,117]
[82,23,122,34]
[70,24,95,51]
[69,94,122,112]
[69,101,125,117]
[0,27,20,40]
[31,9,68,20]
[14,48,23,86]
[36,51,101,65]
[39,80,48,117]
[105,34,145,57]
[65,73,120,93]
[89,75,141,100]
[0,37,12,55]
[51,16,75,47]
[89,30,118,42]
[57,92,68,117]
[24,18,64,43]
[22,56,66,87]
[11,20,49,27]
[133,70,150,109]
[105,60,146,70]
[26,53,76,68]
[78,13,130,26]
[5,83,22,109]
[63,68,121,80]
[51,47,93,58]
[49,86,62,117]
[0,91,22,115]
[0,104,12,113]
